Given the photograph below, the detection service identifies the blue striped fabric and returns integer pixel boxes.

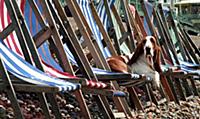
[96,0,115,31]
[24,0,63,71]
[0,41,81,92]
[76,0,114,58]
[143,1,153,36]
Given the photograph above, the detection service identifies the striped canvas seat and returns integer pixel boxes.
[0,41,80,92]
[0,0,108,89]
[64,44,144,80]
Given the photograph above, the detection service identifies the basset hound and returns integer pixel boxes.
[107,36,162,89]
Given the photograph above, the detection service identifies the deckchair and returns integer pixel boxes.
[0,0,128,118]
[18,1,131,118]
[138,0,192,103]
[0,40,82,118]
[160,7,200,96]
[141,1,189,103]
[0,0,64,118]
[103,1,174,103]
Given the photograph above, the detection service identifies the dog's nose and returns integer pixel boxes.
[145,47,151,55]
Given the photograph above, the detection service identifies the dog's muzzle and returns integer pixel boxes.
[145,47,151,55]
[145,47,154,68]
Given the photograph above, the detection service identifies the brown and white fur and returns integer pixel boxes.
[107,36,162,89]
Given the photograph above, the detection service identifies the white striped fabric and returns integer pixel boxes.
[0,41,81,92]
[0,0,108,89]
[76,0,112,58]
[0,0,79,80]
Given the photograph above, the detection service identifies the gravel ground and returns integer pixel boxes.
[0,83,200,119]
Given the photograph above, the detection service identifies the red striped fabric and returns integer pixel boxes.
[0,0,107,89]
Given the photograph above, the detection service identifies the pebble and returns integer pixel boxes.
[0,90,200,119]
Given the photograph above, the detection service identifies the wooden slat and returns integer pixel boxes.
[0,23,14,39]
[33,26,52,47]
[90,2,117,56]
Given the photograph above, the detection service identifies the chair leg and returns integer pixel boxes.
[182,79,193,97]
[6,90,24,119]
[159,84,170,103]
[190,79,199,96]
[73,90,92,119]
[160,75,176,102]
[144,84,153,104]
[0,59,24,119]
[37,93,52,119]
[166,76,180,104]
[112,82,133,118]
[46,93,62,119]
[174,78,187,101]
[148,84,158,105]
[127,87,144,111]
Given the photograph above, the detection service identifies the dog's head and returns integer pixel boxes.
[143,36,158,66]
[128,36,161,72]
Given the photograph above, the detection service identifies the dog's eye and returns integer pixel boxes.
[150,37,155,44]
[142,39,146,44]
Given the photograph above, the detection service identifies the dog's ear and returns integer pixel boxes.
[153,46,162,73]
[128,40,145,65]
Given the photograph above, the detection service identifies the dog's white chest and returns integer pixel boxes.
[128,55,160,88]
[129,55,154,74]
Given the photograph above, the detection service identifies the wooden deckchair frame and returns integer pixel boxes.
[119,0,136,51]
[45,1,130,118]
[102,0,136,54]
[104,0,170,105]
[161,7,199,97]
[157,5,196,102]
[103,0,121,54]
[118,0,171,106]
[0,1,61,118]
